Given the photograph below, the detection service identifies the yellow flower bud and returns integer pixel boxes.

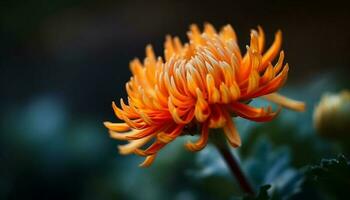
[313,90,350,138]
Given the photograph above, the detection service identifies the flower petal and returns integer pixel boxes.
[125,125,159,140]
[244,63,289,99]
[230,101,280,122]
[262,93,306,112]
[223,118,241,147]
[257,26,265,54]
[261,30,282,70]
[208,105,227,128]
[135,125,184,156]
[109,129,139,140]
[139,154,157,168]
[185,122,209,151]
[118,135,154,155]
[195,88,211,122]
[104,122,130,132]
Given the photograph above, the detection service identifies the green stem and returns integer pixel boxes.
[211,132,255,196]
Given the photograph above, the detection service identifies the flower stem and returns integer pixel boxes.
[211,134,255,196]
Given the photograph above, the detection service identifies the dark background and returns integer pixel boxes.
[1,0,349,199]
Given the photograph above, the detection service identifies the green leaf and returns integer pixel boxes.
[301,154,350,200]
[243,185,271,200]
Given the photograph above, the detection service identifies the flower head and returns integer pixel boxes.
[104,23,305,167]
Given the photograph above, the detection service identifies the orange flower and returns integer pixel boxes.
[104,23,305,167]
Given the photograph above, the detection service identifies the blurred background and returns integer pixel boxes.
[1,0,350,199]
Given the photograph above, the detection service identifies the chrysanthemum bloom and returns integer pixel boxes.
[314,90,350,138]
[104,23,305,167]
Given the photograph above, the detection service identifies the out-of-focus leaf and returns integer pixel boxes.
[243,137,303,199]
[189,144,242,197]
[243,185,271,200]
[193,137,303,199]
[191,145,228,178]
[297,155,350,200]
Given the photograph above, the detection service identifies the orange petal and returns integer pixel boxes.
[195,88,211,122]
[261,30,282,70]
[139,154,157,168]
[259,63,275,85]
[262,93,306,112]
[220,24,237,41]
[229,81,241,101]
[185,122,209,152]
[168,98,194,124]
[109,129,140,140]
[230,102,280,122]
[220,83,231,103]
[103,122,130,132]
[118,134,154,155]
[206,74,220,103]
[112,101,125,120]
[187,24,202,45]
[140,141,165,156]
[204,23,217,36]
[239,46,252,83]
[245,64,289,99]
[164,35,175,61]
[257,26,265,54]
[208,105,227,128]
[129,58,143,76]
[125,125,159,140]
[164,72,188,101]
[223,117,241,147]
[246,70,260,94]
[273,51,285,74]
[145,44,156,63]
[157,132,175,143]
[173,37,183,53]
[249,30,259,52]
[136,125,183,156]
[120,98,139,118]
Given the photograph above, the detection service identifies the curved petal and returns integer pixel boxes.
[244,63,289,99]
[185,122,209,152]
[208,105,227,128]
[139,154,157,168]
[136,141,165,156]
[125,125,159,140]
[168,97,195,124]
[257,26,265,54]
[230,101,280,122]
[134,125,184,156]
[261,30,282,70]
[118,135,154,155]
[104,122,130,132]
[195,88,211,122]
[109,129,140,140]
[262,93,306,112]
[223,118,241,147]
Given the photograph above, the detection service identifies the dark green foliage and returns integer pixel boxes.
[243,185,271,200]
[301,155,350,200]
